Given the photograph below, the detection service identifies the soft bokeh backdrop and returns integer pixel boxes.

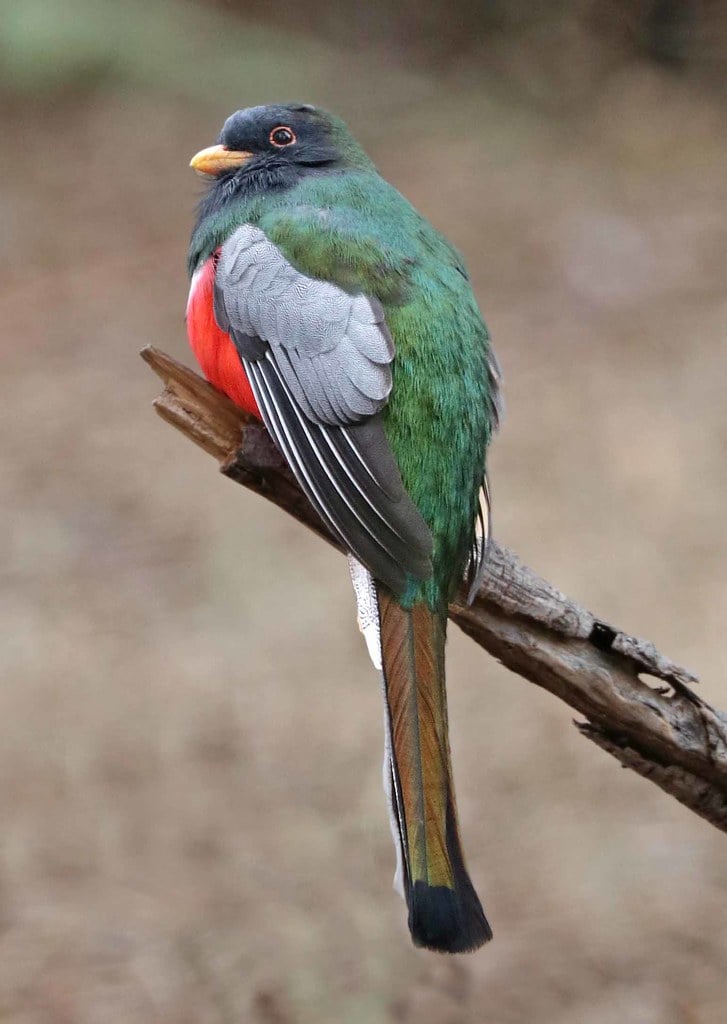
[1,1,726,1020]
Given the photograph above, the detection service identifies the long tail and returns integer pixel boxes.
[377,587,492,953]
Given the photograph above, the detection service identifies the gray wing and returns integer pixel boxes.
[214,225,432,594]
[216,224,394,425]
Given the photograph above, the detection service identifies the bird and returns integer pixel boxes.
[186,103,501,953]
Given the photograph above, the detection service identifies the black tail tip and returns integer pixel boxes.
[408,881,493,953]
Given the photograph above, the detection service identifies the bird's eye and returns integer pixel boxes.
[269,126,296,147]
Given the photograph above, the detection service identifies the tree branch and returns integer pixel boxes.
[141,346,727,833]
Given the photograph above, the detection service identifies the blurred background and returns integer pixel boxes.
[1,1,726,1020]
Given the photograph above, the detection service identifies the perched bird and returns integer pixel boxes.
[186,104,501,953]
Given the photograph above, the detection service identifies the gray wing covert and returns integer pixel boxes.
[214,224,432,594]
[215,224,393,425]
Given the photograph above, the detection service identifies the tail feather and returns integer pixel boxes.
[377,588,492,953]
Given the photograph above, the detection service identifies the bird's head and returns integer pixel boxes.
[190,103,373,184]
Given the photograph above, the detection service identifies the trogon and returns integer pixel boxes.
[186,104,502,953]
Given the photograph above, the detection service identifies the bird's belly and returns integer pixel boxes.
[186,255,261,418]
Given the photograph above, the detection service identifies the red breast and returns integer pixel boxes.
[186,254,261,419]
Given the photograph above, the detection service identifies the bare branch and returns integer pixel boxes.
[141,346,727,832]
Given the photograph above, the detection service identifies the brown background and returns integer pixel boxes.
[1,1,726,1020]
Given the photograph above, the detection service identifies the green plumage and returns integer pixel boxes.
[189,106,497,952]
[190,142,496,611]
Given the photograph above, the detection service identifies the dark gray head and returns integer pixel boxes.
[188,104,374,272]
[190,103,372,185]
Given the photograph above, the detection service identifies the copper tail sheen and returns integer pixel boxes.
[377,589,492,953]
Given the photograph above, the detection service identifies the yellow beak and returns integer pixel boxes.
[189,144,253,176]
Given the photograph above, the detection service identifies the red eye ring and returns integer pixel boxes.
[270,126,296,147]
